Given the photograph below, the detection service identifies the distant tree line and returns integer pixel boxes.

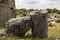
[15,8,39,15]
[15,8,60,15]
[47,8,60,14]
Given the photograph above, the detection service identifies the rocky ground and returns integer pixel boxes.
[0,23,60,40]
[0,12,60,40]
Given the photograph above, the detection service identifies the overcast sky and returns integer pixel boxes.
[15,0,60,9]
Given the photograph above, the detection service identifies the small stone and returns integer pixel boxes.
[0,36,6,40]
[0,29,7,36]
[0,29,7,40]
[55,36,60,40]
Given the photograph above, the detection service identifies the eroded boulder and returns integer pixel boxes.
[5,16,32,36]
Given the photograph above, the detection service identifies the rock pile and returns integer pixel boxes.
[6,9,48,38]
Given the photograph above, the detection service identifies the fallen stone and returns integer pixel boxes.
[6,16,32,36]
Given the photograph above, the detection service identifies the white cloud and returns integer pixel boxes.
[22,0,51,5]
[38,0,51,5]
[15,0,60,9]
[15,0,24,4]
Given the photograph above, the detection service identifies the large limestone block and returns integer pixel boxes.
[0,0,16,26]
[6,16,32,36]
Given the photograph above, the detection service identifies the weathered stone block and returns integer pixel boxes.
[30,9,48,38]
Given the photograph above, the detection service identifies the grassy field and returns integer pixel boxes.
[0,23,60,40]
